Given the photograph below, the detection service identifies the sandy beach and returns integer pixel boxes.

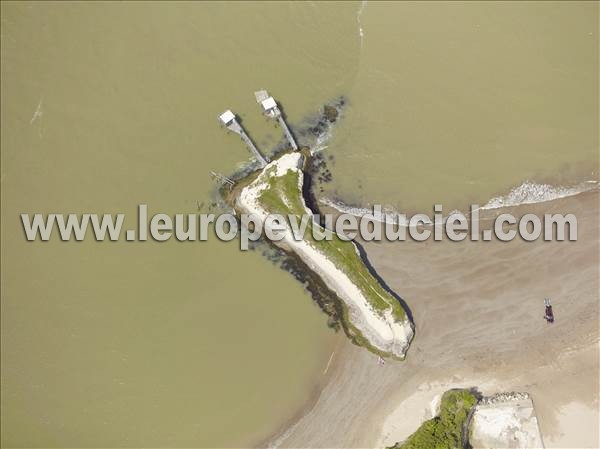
[268,190,599,448]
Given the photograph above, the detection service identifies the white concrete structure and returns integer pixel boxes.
[261,96,277,113]
[219,110,235,126]
[470,393,545,449]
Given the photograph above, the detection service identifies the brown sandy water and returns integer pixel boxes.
[324,1,598,213]
[1,2,598,447]
[1,2,355,447]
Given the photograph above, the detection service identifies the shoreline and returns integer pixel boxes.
[256,334,346,449]
[319,179,599,226]
[233,152,414,359]
[263,189,599,448]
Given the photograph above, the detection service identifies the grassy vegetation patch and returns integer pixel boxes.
[257,169,306,217]
[388,389,478,449]
[255,164,406,322]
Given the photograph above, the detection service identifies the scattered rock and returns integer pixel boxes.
[480,392,530,405]
[323,105,339,123]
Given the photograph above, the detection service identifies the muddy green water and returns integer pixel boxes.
[326,1,598,213]
[1,2,597,447]
[1,2,354,447]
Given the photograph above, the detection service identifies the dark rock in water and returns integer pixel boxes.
[323,105,338,123]
[309,120,329,137]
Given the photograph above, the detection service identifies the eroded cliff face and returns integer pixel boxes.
[235,152,414,359]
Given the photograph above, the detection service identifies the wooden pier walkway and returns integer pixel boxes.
[218,90,298,168]
[218,110,268,167]
[255,90,298,150]
[277,115,298,150]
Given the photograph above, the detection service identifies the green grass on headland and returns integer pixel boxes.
[254,157,407,323]
[388,389,478,449]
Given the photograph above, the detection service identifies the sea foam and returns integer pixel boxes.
[481,180,598,210]
[320,180,598,221]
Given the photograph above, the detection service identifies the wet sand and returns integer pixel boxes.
[270,190,599,448]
